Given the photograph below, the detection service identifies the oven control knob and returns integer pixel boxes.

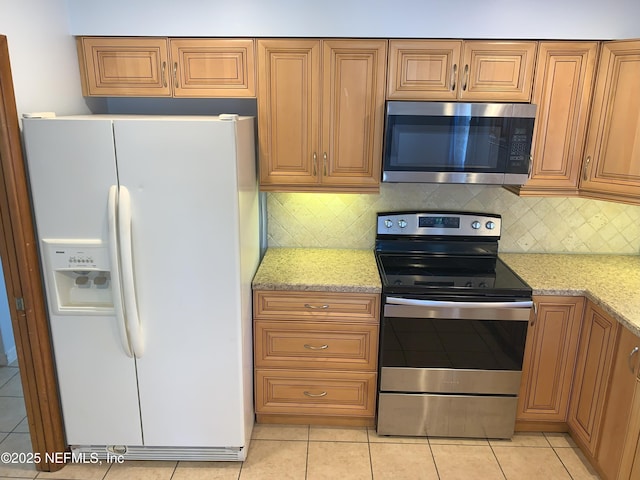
[471,221,481,229]
[398,220,408,228]
[486,221,496,230]
[384,219,393,228]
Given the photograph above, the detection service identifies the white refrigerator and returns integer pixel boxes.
[22,114,259,461]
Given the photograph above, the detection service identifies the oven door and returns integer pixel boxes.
[377,296,531,438]
[379,297,531,394]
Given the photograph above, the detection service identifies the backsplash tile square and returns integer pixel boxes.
[266,184,640,254]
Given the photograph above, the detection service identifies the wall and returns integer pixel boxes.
[267,185,640,253]
[0,0,89,117]
[66,0,640,39]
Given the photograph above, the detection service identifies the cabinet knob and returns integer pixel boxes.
[629,346,639,374]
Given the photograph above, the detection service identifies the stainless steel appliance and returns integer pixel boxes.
[375,211,532,439]
[382,102,536,185]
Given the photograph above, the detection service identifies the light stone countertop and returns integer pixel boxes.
[500,253,640,337]
[252,248,640,336]
[252,247,382,293]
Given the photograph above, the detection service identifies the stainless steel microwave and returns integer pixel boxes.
[382,102,536,185]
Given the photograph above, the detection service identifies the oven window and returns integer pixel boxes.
[381,316,527,371]
[384,115,510,172]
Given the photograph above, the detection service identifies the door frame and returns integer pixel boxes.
[0,34,65,472]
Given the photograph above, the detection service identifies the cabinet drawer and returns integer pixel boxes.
[255,370,377,417]
[254,321,378,370]
[254,291,379,322]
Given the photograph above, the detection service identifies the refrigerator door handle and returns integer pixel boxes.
[118,186,145,358]
[108,186,133,357]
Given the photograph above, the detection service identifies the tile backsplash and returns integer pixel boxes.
[266,184,640,254]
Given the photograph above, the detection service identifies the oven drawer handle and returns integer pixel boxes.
[386,297,533,309]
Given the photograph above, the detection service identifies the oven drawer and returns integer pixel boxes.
[254,291,379,322]
[377,392,518,439]
[255,370,377,417]
[254,321,378,370]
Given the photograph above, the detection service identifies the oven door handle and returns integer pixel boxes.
[386,297,533,309]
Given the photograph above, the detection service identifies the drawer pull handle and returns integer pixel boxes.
[304,304,329,310]
[304,344,329,350]
[304,391,328,398]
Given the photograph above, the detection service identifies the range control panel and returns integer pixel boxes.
[377,211,502,237]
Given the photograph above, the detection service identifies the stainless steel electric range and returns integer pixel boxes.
[375,211,532,439]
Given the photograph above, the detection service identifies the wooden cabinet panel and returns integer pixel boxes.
[170,39,255,97]
[254,321,378,370]
[515,42,598,196]
[77,37,170,96]
[254,289,380,426]
[580,40,640,204]
[321,40,386,188]
[387,40,536,102]
[517,296,584,423]
[254,291,379,322]
[77,37,255,98]
[568,300,621,456]
[255,369,377,417]
[387,40,462,100]
[597,326,640,480]
[257,39,386,192]
[460,41,537,102]
[257,39,320,187]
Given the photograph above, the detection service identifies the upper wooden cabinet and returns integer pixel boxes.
[257,39,386,192]
[387,40,537,102]
[513,42,599,196]
[579,40,640,204]
[77,37,256,97]
[517,296,584,425]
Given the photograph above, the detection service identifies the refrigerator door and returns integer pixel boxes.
[22,117,143,445]
[113,117,254,447]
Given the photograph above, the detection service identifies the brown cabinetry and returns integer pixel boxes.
[253,290,380,426]
[257,39,386,193]
[512,42,599,196]
[387,40,537,102]
[596,325,640,480]
[517,296,584,426]
[77,37,255,97]
[568,300,621,456]
[579,39,640,205]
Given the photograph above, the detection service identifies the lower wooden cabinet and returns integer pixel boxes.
[253,290,380,426]
[517,296,584,426]
[596,325,640,480]
[568,300,621,457]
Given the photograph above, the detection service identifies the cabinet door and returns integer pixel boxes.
[517,296,584,422]
[77,37,171,96]
[517,42,598,196]
[257,39,321,188]
[580,40,640,204]
[459,41,537,102]
[170,38,256,97]
[597,326,640,480]
[321,39,386,191]
[387,40,462,100]
[568,301,620,456]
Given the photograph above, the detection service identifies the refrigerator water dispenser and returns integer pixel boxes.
[42,239,115,315]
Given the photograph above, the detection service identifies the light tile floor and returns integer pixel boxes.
[0,365,602,479]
